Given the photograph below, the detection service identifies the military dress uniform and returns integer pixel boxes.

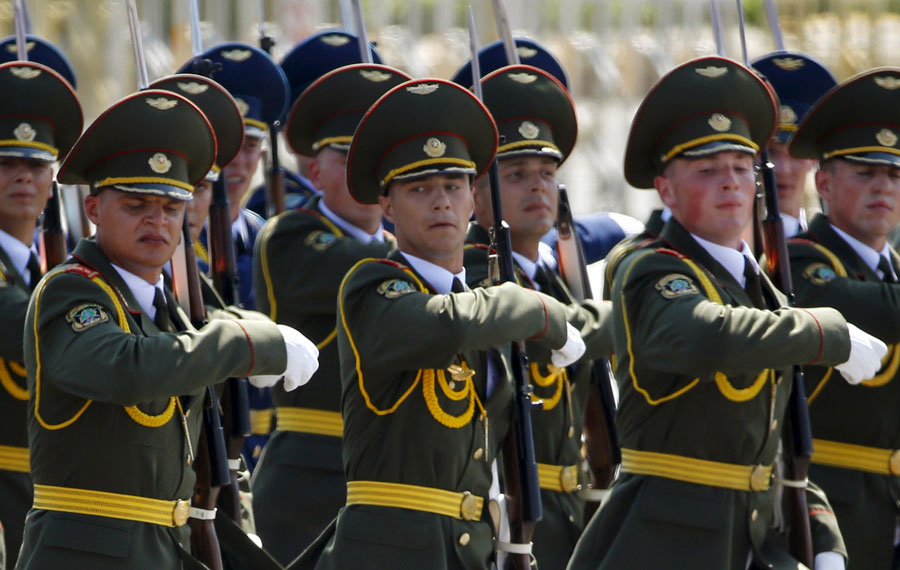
[786,68,900,569]
[16,88,289,570]
[0,60,82,569]
[250,63,409,564]
[568,56,854,570]
[460,63,613,570]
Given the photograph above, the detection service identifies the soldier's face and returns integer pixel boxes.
[311,148,382,232]
[85,189,186,284]
[223,135,264,208]
[655,151,756,249]
[494,155,559,242]
[767,142,815,219]
[816,159,900,250]
[187,180,212,243]
[381,173,473,272]
[0,157,53,229]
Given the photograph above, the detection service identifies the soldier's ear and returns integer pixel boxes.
[379,194,394,224]
[83,193,101,224]
[815,168,832,203]
[655,175,676,209]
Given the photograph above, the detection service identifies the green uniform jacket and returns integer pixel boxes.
[789,213,900,569]
[17,238,286,570]
[251,197,395,564]
[463,223,613,570]
[569,219,851,570]
[0,245,33,569]
[301,251,568,570]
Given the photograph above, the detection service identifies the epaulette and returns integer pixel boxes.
[654,247,686,258]
[373,258,408,270]
[61,263,100,280]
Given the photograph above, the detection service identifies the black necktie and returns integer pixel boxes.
[153,289,175,333]
[451,277,466,293]
[877,256,896,283]
[26,253,41,289]
[533,264,554,293]
[743,258,766,309]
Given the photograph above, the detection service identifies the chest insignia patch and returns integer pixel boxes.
[304,230,338,251]
[66,304,109,332]
[655,273,699,299]
[803,262,837,285]
[377,279,416,299]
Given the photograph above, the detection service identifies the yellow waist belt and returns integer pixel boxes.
[812,438,900,476]
[276,406,343,437]
[537,463,579,493]
[33,484,191,527]
[0,444,29,473]
[249,408,274,435]
[621,448,773,491]
[346,480,484,521]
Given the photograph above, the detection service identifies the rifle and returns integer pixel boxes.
[734,0,814,564]
[127,2,229,568]
[554,186,620,519]
[257,0,286,217]
[188,0,252,525]
[468,8,540,569]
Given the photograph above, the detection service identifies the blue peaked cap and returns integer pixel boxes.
[0,34,77,89]
[450,37,568,90]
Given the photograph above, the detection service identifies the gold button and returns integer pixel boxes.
[186,455,192,466]
[890,450,900,476]
[459,532,471,546]
[750,509,758,522]
[568,426,575,438]
[770,419,778,431]
[473,448,484,460]
[560,465,579,493]
[173,500,191,526]
[460,492,481,521]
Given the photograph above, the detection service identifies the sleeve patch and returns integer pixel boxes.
[377,279,417,299]
[802,262,837,285]
[65,303,109,332]
[304,230,339,251]
[655,273,699,299]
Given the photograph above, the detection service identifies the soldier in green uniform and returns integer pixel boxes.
[292,77,585,570]
[250,62,410,564]
[567,56,885,570]
[16,87,319,569]
[0,60,81,569]
[461,64,612,570]
[786,67,900,570]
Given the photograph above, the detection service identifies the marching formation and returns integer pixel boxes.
[1,1,900,569]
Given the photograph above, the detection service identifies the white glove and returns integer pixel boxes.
[248,325,319,391]
[550,322,586,368]
[835,323,887,385]
[813,551,845,570]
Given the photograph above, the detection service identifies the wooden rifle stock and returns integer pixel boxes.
[486,160,542,570]
[554,187,620,518]
[40,181,67,271]
[758,150,814,567]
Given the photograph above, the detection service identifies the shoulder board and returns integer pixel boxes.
[373,258,408,270]
[292,207,345,237]
[654,247,685,258]
[463,242,493,252]
[61,263,101,280]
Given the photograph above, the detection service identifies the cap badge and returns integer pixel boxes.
[772,57,805,71]
[695,66,728,78]
[708,113,731,132]
[518,121,540,140]
[321,34,351,47]
[779,105,797,125]
[877,128,898,147]
[508,72,537,84]
[146,97,178,110]
[13,122,35,142]
[177,81,209,95]
[148,152,173,174]
[221,48,252,62]
[406,83,439,95]
[875,76,900,90]
[9,66,40,80]
[360,69,392,82]
[517,46,538,59]
[5,41,33,53]
[235,98,250,117]
[423,137,446,158]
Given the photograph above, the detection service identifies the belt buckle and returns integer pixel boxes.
[172,499,191,526]
[560,465,579,493]
[460,491,480,521]
[749,464,769,491]
[890,450,900,476]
